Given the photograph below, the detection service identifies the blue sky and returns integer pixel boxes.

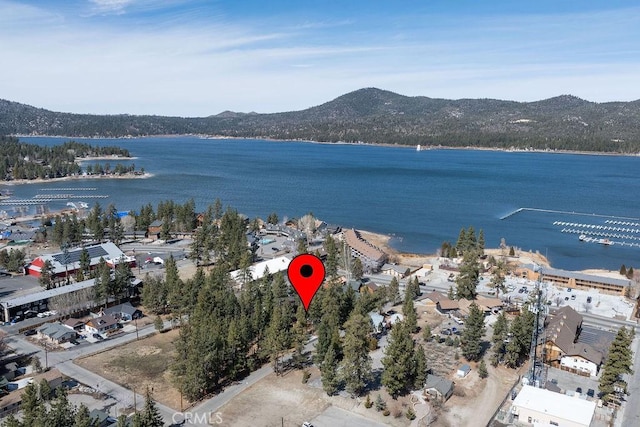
[1,0,639,115]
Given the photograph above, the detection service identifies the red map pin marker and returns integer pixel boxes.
[287,254,325,310]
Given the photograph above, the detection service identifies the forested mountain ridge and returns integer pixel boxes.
[2,88,640,152]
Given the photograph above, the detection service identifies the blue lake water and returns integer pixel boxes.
[7,136,640,271]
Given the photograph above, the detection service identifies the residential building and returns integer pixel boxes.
[542,306,602,376]
[424,374,454,402]
[101,302,143,321]
[380,263,408,278]
[559,343,603,377]
[342,229,387,271]
[85,315,119,335]
[63,318,86,331]
[0,369,63,415]
[511,385,596,427]
[147,220,164,239]
[37,323,77,345]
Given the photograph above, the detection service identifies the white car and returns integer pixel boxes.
[302,423,313,427]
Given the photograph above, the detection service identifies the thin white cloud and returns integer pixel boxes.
[89,0,133,15]
[1,1,639,115]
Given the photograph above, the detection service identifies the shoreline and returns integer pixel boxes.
[1,172,153,186]
[356,228,622,277]
[17,134,640,158]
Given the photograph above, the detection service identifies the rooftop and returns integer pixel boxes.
[513,385,596,426]
[1,278,96,308]
[541,267,631,288]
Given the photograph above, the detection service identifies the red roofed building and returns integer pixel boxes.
[27,242,134,278]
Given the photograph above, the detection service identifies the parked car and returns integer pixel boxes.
[23,329,37,336]
[70,339,80,345]
[567,288,572,292]
[587,296,592,303]
[565,296,569,301]
[93,333,104,341]
[571,295,576,300]
[587,389,595,398]
[576,387,582,395]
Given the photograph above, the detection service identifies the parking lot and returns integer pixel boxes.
[477,275,634,319]
[545,366,600,399]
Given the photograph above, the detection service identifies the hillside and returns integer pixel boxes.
[2,88,640,152]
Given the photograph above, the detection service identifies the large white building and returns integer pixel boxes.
[230,255,292,285]
[511,385,596,427]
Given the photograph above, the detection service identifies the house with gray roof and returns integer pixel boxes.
[37,323,77,345]
[424,374,454,402]
[100,302,142,321]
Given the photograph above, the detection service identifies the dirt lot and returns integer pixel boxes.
[435,363,521,427]
[216,367,411,427]
[75,328,183,410]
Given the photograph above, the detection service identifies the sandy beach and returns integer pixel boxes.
[355,228,625,277]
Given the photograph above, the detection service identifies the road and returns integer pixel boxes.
[4,320,176,422]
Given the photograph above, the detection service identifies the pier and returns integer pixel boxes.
[500,207,640,221]
[33,194,109,199]
[39,187,97,191]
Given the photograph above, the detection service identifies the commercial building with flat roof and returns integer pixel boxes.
[511,385,596,427]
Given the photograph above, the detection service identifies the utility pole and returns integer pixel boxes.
[62,242,70,285]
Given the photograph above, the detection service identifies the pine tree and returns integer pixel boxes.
[21,382,45,426]
[456,251,480,300]
[321,346,340,396]
[492,312,508,343]
[388,276,400,304]
[402,296,418,334]
[375,394,386,411]
[351,257,364,280]
[489,259,508,298]
[599,327,634,402]
[73,404,94,427]
[422,324,432,342]
[461,303,485,361]
[382,321,416,398]
[341,312,373,397]
[47,388,75,426]
[620,264,627,276]
[413,344,428,389]
[141,387,165,427]
[478,359,488,379]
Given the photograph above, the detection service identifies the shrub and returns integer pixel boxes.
[383,409,390,416]
[375,394,386,412]
[364,395,373,409]
[367,336,378,351]
[302,370,311,384]
[406,407,416,420]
